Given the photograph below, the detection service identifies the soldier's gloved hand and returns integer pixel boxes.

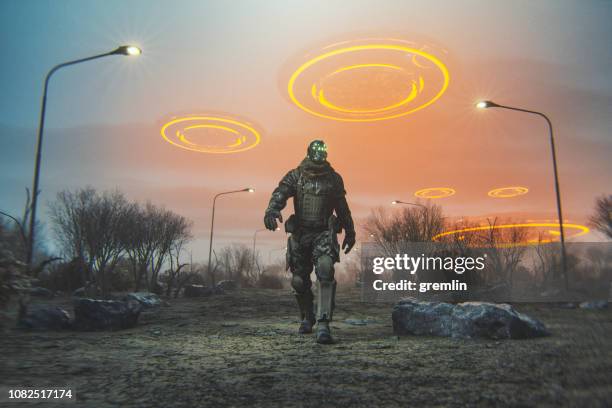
[264,209,283,231]
[342,232,356,254]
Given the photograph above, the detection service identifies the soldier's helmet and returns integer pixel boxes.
[307,140,327,163]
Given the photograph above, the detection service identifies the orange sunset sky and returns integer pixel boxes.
[0,0,610,261]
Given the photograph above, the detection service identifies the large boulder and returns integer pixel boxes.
[216,280,238,291]
[73,298,142,331]
[450,302,549,339]
[28,287,54,298]
[18,305,71,330]
[392,298,549,340]
[72,287,86,298]
[184,284,214,298]
[125,292,161,309]
[392,299,454,337]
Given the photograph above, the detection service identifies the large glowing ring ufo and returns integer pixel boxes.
[488,186,529,198]
[286,39,450,121]
[414,187,456,199]
[160,115,261,154]
[432,223,590,247]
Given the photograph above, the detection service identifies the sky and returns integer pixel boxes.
[0,0,611,262]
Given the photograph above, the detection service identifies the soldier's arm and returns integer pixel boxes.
[266,169,299,213]
[333,174,355,236]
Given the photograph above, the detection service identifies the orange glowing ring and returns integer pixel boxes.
[287,40,450,122]
[488,186,529,198]
[160,115,261,154]
[432,223,590,247]
[414,187,456,199]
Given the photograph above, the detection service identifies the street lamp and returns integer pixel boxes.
[252,227,279,273]
[476,99,569,289]
[391,200,427,208]
[207,188,254,285]
[26,45,142,267]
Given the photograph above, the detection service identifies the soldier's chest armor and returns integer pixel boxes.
[300,176,335,196]
[297,175,335,225]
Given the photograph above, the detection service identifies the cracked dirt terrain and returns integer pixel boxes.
[1,288,611,407]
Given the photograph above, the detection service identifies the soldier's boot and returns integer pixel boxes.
[316,279,336,344]
[295,290,316,334]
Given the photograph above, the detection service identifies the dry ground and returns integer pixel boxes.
[1,288,611,407]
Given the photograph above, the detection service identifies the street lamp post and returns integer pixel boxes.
[391,200,427,208]
[26,45,142,267]
[252,227,278,274]
[476,100,569,289]
[207,188,254,285]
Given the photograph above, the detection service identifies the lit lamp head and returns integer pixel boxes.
[113,45,142,56]
[391,200,399,205]
[476,100,499,109]
[307,140,328,163]
[245,188,255,193]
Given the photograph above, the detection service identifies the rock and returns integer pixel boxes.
[73,298,142,331]
[559,302,578,309]
[392,298,454,337]
[18,305,71,330]
[392,298,549,339]
[579,300,608,310]
[183,284,214,298]
[450,302,549,339]
[344,319,368,326]
[27,287,54,298]
[216,280,238,291]
[72,287,85,297]
[125,292,161,309]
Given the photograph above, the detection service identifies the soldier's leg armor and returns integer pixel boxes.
[292,269,315,324]
[315,255,336,322]
[288,234,316,332]
[312,230,339,344]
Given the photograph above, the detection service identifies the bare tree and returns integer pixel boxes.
[0,188,48,266]
[364,203,445,282]
[365,203,445,249]
[590,195,612,240]
[217,244,255,286]
[480,218,528,288]
[48,187,131,296]
[165,236,190,296]
[122,202,192,293]
[123,202,158,290]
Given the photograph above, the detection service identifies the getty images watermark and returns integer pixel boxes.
[371,253,486,292]
[360,242,612,302]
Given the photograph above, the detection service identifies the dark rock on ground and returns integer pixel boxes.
[73,298,142,331]
[451,302,549,339]
[184,284,215,298]
[393,298,549,339]
[125,292,162,309]
[392,299,454,337]
[27,287,54,298]
[559,302,578,309]
[216,280,238,291]
[579,300,608,310]
[18,305,71,330]
[72,287,85,297]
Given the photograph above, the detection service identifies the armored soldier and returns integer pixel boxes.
[264,140,355,344]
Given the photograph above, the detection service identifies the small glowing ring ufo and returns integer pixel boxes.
[488,186,529,198]
[414,187,456,199]
[432,223,590,246]
[288,43,450,122]
[160,115,261,154]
